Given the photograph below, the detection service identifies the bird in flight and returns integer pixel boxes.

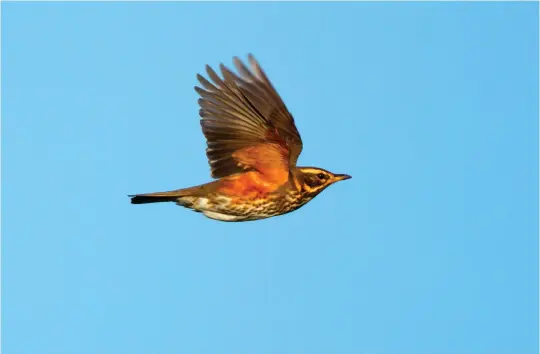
[130,55,351,222]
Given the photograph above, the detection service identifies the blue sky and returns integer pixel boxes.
[2,2,538,354]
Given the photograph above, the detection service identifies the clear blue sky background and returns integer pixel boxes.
[3,2,538,354]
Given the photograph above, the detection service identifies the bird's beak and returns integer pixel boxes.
[334,174,352,182]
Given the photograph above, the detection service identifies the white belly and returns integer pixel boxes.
[178,196,245,221]
[176,195,277,222]
[202,210,244,222]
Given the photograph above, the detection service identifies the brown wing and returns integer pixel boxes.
[195,54,303,182]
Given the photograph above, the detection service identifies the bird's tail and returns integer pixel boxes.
[129,190,188,204]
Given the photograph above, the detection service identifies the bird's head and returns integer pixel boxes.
[296,167,352,195]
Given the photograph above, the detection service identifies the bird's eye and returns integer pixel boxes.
[317,173,326,180]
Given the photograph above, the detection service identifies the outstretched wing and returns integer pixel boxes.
[195,54,303,183]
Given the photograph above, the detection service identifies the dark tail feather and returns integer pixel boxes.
[130,195,179,204]
[129,189,188,204]
[129,187,196,205]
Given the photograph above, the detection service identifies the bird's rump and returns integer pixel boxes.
[196,54,303,182]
